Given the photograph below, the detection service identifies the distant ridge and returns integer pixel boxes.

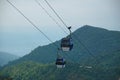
[81,25,108,31]
[0,52,19,66]
[8,25,120,66]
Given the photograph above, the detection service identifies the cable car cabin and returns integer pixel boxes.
[61,37,73,51]
[55,58,66,68]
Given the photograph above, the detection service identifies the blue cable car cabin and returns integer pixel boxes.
[55,58,66,68]
[61,37,73,51]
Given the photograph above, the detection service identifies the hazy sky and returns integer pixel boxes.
[0,0,120,56]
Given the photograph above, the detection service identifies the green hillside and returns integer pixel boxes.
[0,25,120,80]
[0,59,120,80]
[8,25,120,65]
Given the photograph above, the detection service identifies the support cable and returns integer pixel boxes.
[44,0,99,64]
[6,0,58,48]
[35,0,68,35]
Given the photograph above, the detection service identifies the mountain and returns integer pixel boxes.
[8,25,120,65]
[0,52,19,66]
[0,25,120,80]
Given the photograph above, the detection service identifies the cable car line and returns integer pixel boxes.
[35,0,74,52]
[44,0,69,29]
[35,0,97,64]
[35,0,68,35]
[35,0,80,62]
[35,0,75,64]
[43,0,99,63]
[6,0,68,68]
[6,0,58,48]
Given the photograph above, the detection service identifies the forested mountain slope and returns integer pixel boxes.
[0,25,120,80]
[8,25,120,65]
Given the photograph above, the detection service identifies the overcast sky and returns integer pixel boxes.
[0,0,120,56]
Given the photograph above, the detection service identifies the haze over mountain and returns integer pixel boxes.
[0,25,120,80]
[0,52,19,66]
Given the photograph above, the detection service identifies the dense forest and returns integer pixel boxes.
[0,60,120,80]
[0,25,120,80]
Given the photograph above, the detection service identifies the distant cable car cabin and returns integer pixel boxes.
[55,57,66,68]
[61,26,73,51]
